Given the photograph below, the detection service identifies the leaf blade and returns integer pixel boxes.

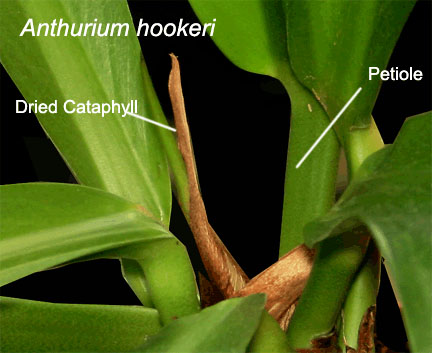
[0,183,170,287]
[304,111,432,353]
[0,183,201,324]
[189,0,288,78]
[0,0,172,223]
[284,0,416,141]
[138,294,266,353]
[0,296,161,353]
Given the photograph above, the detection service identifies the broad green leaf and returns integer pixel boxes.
[303,112,432,353]
[0,0,171,224]
[0,183,169,286]
[0,0,194,304]
[0,183,200,324]
[189,0,288,78]
[138,294,266,353]
[284,0,415,143]
[0,296,161,353]
[188,0,339,255]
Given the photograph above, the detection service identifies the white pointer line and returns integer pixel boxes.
[296,87,363,169]
[125,111,176,132]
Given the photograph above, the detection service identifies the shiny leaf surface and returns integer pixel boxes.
[0,183,170,287]
[0,0,172,223]
[138,294,266,353]
[0,183,200,324]
[304,112,432,353]
[189,0,288,77]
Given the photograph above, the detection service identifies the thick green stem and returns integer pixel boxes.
[286,118,384,349]
[286,233,370,348]
[346,118,384,176]
[248,311,291,353]
[337,119,384,350]
[341,243,381,351]
[116,238,201,326]
[279,65,339,256]
[136,239,201,325]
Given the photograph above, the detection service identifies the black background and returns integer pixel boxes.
[1,1,431,351]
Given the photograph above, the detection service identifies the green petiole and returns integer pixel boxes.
[285,118,384,349]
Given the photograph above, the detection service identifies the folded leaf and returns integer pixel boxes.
[138,294,266,353]
[0,0,172,223]
[304,111,432,353]
[0,296,161,352]
[121,258,154,307]
[0,183,200,324]
[0,183,169,287]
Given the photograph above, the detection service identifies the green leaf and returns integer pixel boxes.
[0,183,169,287]
[188,0,339,255]
[0,0,172,224]
[304,112,432,353]
[283,0,415,142]
[0,296,161,353]
[0,183,200,324]
[138,294,266,353]
[0,0,193,304]
[138,57,190,218]
[188,0,288,78]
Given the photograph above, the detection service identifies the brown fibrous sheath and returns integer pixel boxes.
[234,244,315,330]
[168,54,249,297]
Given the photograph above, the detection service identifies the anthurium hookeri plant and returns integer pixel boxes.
[0,0,430,352]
